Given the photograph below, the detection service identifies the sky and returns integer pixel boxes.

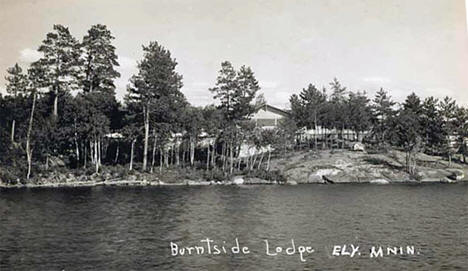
[0,0,467,108]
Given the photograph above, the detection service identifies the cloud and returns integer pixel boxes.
[0,86,6,95]
[19,48,42,63]
[362,77,391,84]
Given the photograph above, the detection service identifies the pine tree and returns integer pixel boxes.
[210,61,259,173]
[210,61,238,121]
[347,91,372,141]
[37,24,82,118]
[126,41,184,172]
[420,97,444,154]
[5,63,28,97]
[403,92,422,114]
[371,88,395,144]
[293,84,327,149]
[453,106,468,163]
[329,78,348,147]
[81,24,120,94]
[390,109,423,175]
[234,65,260,120]
[4,63,29,143]
[439,96,457,165]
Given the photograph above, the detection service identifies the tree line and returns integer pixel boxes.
[290,82,468,174]
[0,24,284,182]
[1,24,466,183]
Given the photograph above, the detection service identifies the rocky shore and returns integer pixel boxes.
[272,149,467,184]
[1,149,467,189]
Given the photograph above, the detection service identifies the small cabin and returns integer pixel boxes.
[251,104,290,129]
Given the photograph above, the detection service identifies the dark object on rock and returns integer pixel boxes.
[447,169,464,181]
[322,175,334,184]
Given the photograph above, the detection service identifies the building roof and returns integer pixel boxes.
[255,104,290,117]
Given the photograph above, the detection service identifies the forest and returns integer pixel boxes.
[1,24,467,184]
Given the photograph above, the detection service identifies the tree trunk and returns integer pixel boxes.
[175,141,180,166]
[114,143,120,164]
[151,131,157,173]
[90,141,95,164]
[98,138,102,168]
[229,142,234,174]
[142,105,150,171]
[222,143,226,172]
[94,138,99,174]
[159,147,163,173]
[314,111,318,151]
[26,92,37,180]
[129,139,135,171]
[190,138,195,167]
[53,87,58,118]
[10,119,15,144]
[211,142,216,169]
[74,118,80,167]
[250,153,257,171]
[266,150,271,171]
[206,145,210,170]
[257,151,264,170]
[164,148,169,167]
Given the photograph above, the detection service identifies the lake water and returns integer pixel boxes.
[1,184,467,270]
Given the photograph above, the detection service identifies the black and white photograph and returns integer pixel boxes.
[0,0,467,270]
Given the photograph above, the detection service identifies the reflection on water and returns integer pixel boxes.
[1,184,467,270]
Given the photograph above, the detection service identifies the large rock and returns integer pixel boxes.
[419,168,454,182]
[232,176,244,185]
[370,179,389,184]
[187,180,211,185]
[323,172,360,183]
[244,177,271,184]
[352,142,365,152]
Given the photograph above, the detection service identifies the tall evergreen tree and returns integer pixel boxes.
[420,96,444,154]
[371,88,395,144]
[37,24,82,118]
[403,92,422,114]
[453,106,468,163]
[329,78,348,147]
[81,24,120,94]
[439,96,457,165]
[5,63,28,97]
[210,61,238,122]
[347,91,372,141]
[126,41,184,172]
[4,63,29,143]
[210,61,259,173]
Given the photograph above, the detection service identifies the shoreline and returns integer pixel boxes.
[2,149,467,189]
[1,176,466,189]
